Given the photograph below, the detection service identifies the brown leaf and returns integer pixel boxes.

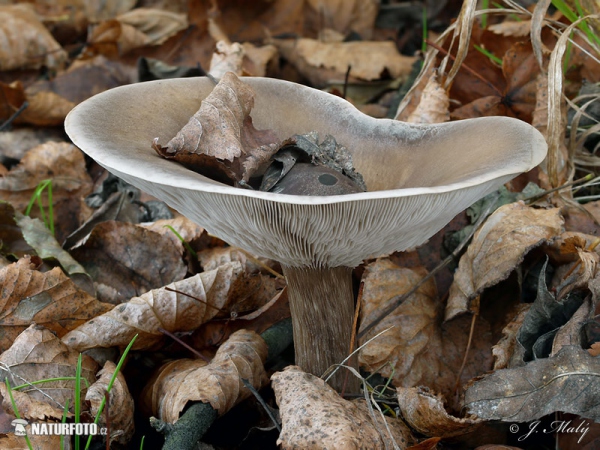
[143,329,267,421]
[62,262,247,352]
[83,0,136,22]
[406,73,450,124]
[0,257,112,351]
[209,41,245,78]
[272,366,413,449]
[0,427,64,449]
[0,4,67,71]
[492,304,531,370]
[397,386,482,438]
[488,20,532,37]
[242,43,278,77]
[274,38,416,85]
[152,71,279,185]
[359,259,440,384]
[85,8,187,57]
[305,0,378,38]
[464,345,600,422]
[0,202,33,259]
[0,324,98,410]
[446,202,564,321]
[0,142,93,243]
[86,360,134,446]
[70,221,187,304]
[141,215,205,255]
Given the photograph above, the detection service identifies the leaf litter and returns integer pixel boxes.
[3,0,600,448]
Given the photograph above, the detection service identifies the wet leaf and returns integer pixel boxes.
[446,202,564,320]
[465,346,600,422]
[152,71,280,185]
[62,262,248,352]
[143,329,267,422]
[0,257,112,351]
[86,360,135,446]
[70,221,187,304]
[272,365,413,449]
[397,386,482,438]
[0,324,98,410]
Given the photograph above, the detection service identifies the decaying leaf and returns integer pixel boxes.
[86,360,134,445]
[465,345,600,422]
[62,262,248,352]
[209,41,245,78]
[272,366,413,449]
[143,329,267,422]
[0,324,98,409]
[152,71,280,185]
[0,4,67,71]
[446,202,564,320]
[0,257,112,352]
[70,221,187,304]
[141,215,206,254]
[0,202,33,259]
[397,387,482,438]
[492,304,531,370]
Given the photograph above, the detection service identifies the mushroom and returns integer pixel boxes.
[65,77,547,392]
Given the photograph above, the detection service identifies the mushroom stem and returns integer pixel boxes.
[282,265,359,393]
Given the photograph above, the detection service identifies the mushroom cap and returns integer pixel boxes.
[65,77,547,268]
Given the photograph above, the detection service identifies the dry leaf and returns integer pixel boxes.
[0,381,69,422]
[0,142,93,243]
[0,128,65,161]
[209,41,245,78]
[488,20,532,37]
[274,38,416,85]
[359,259,440,384]
[0,4,67,71]
[492,304,531,370]
[465,345,600,422]
[0,257,112,351]
[143,329,267,422]
[397,386,482,438]
[62,262,247,352]
[242,42,278,77]
[0,202,33,259]
[141,215,205,254]
[407,72,450,124]
[0,324,98,410]
[86,360,134,446]
[84,0,136,22]
[86,8,187,57]
[272,366,413,449]
[305,0,378,38]
[153,71,280,185]
[0,429,64,449]
[446,202,564,321]
[70,221,187,304]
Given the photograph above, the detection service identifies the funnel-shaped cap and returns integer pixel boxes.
[65,77,547,268]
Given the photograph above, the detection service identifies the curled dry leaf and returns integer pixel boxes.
[272,366,413,450]
[86,360,134,446]
[465,346,600,423]
[153,71,280,185]
[492,304,531,370]
[143,329,267,422]
[62,262,246,352]
[446,202,564,321]
[0,257,112,352]
[396,387,482,439]
[0,4,67,71]
[70,221,187,304]
[406,72,450,124]
[0,324,98,409]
